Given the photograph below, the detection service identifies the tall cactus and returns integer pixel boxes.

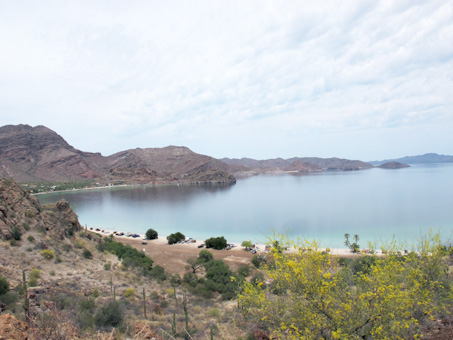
[183,292,189,330]
[172,312,176,335]
[22,270,30,323]
[143,287,147,318]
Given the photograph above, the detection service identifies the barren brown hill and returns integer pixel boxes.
[221,156,372,174]
[0,124,236,185]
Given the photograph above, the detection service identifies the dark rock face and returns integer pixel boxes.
[378,162,410,169]
[0,125,236,185]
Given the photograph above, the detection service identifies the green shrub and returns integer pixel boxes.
[11,226,22,241]
[145,228,158,240]
[103,263,111,271]
[94,300,123,329]
[205,236,227,250]
[0,275,9,295]
[28,268,41,287]
[27,235,35,242]
[40,249,55,260]
[167,232,185,245]
[237,265,251,277]
[123,288,135,299]
[198,249,213,263]
[82,249,93,259]
[251,255,267,268]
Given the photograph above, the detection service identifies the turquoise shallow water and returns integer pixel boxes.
[37,163,453,248]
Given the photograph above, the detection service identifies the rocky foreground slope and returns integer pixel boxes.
[0,124,235,184]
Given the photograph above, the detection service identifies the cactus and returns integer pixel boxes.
[172,312,176,335]
[183,292,189,330]
[22,270,30,323]
[143,287,147,318]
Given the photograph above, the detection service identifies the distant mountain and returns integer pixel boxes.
[221,156,372,175]
[0,124,235,184]
[370,153,453,166]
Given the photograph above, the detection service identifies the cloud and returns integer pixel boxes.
[0,0,452,159]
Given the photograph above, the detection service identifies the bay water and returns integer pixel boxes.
[37,163,453,249]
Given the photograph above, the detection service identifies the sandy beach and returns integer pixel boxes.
[89,229,363,275]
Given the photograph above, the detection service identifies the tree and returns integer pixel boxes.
[241,240,253,249]
[145,228,158,240]
[238,233,452,339]
[205,236,227,250]
[167,232,185,245]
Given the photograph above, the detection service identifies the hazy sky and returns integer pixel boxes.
[1,1,452,161]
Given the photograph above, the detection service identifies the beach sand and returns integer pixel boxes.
[90,229,362,275]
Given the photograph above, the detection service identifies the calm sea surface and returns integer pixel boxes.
[37,163,453,248]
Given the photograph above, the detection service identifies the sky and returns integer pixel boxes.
[1,1,452,161]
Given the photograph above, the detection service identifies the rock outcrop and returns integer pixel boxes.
[0,178,81,240]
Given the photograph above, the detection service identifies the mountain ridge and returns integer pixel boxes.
[370,153,453,166]
[0,124,235,184]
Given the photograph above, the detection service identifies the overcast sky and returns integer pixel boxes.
[1,1,452,161]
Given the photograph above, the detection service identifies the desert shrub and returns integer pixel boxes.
[167,232,185,245]
[61,243,72,252]
[351,255,378,275]
[237,265,251,277]
[74,238,85,249]
[198,249,213,263]
[40,249,55,260]
[94,300,124,329]
[159,300,169,309]
[92,288,100,298]
[77,298,95,330]
[145,228,158,240]
[149,290,159,300]
[204,259,235,298]
[123,288,135,299]
[205,236,227,250]
[22,222,30,231]
[82,249,93,259]
[103,263,111,271]
[27,235,35,242]
[149,265,166,281]
[251,255,267,268]
[207,307,221,318]
[11,226,22,241]
[0,275,9,295]
[183,272,199,288]
[337,257,353,267]
[28,268,41,287]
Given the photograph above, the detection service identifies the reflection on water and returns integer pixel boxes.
[37,164,453,248]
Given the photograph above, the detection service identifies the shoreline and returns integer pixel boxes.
[86,227,373,274]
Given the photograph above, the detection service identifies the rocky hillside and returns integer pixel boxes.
[0,178,81,240]
[221,156,373,175]
[0,124,236,185]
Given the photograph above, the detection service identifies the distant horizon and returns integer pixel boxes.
[1,1,452,161]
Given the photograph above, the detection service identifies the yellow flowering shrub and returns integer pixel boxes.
[238,232,452,339]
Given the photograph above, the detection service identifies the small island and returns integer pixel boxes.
[377,161,410,169]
